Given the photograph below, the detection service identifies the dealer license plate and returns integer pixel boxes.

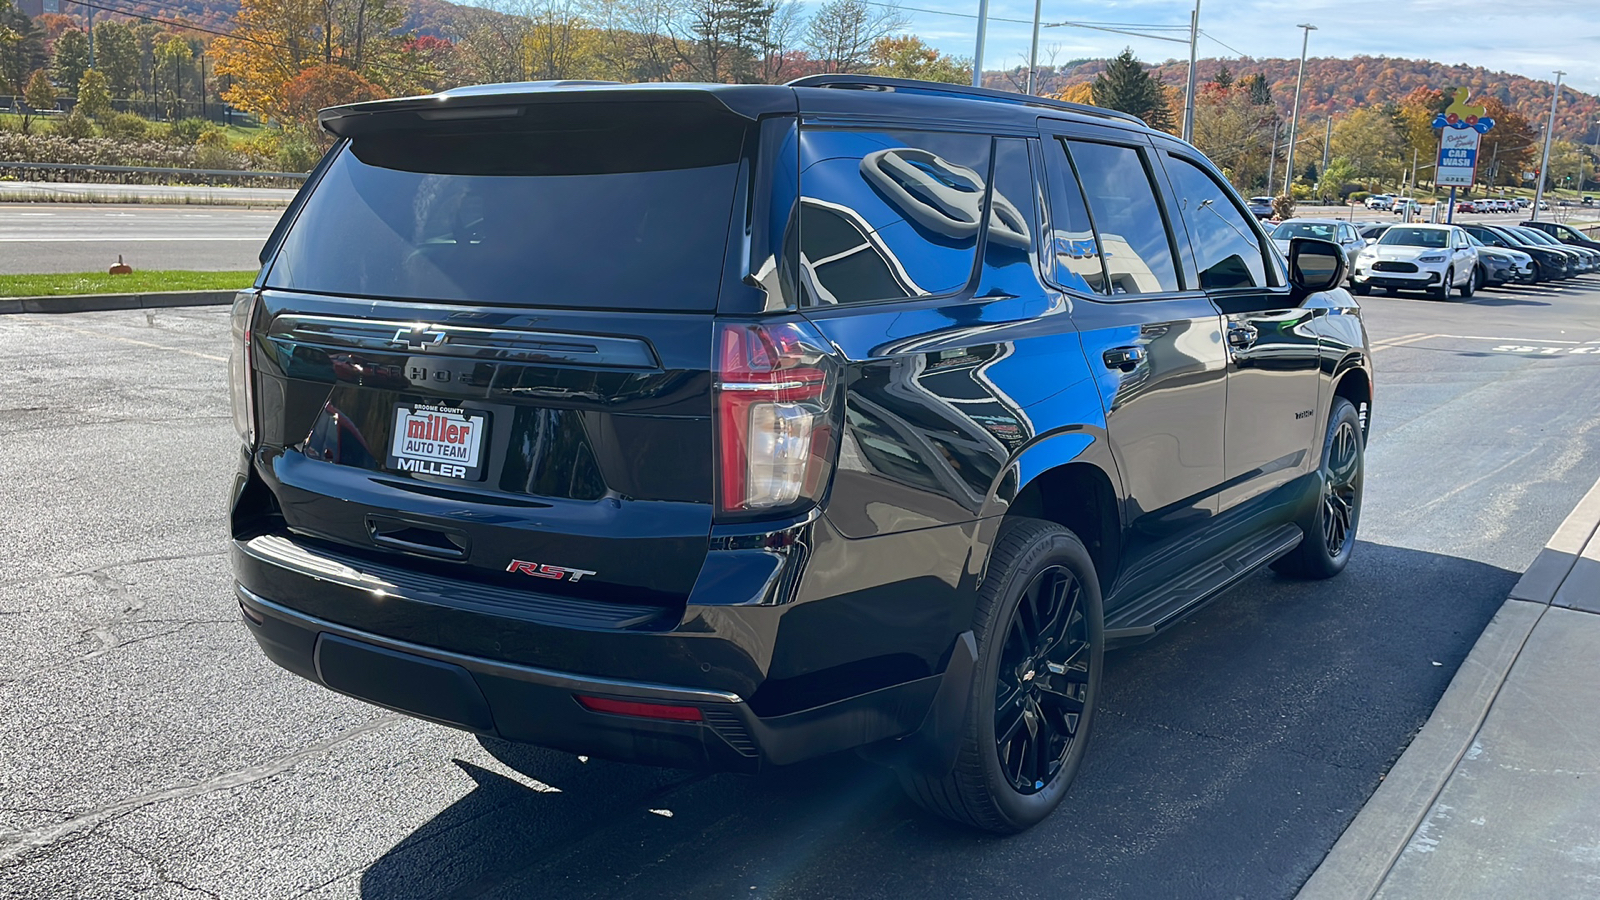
[387,403,489,481]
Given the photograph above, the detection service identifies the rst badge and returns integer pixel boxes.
[387,403,488,480]
[507,560,597,582]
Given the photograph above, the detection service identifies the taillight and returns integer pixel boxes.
[714,320,838,518]
[229,291,259,449]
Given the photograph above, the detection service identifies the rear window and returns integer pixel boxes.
[264,102,747,310]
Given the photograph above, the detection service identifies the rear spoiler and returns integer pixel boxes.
[319,82,798,138]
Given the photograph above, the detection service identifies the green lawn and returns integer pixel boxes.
[0,270,254,297]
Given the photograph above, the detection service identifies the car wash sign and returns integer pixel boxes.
[1434,88,1496,188]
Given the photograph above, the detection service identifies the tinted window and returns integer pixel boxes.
[799,129,991,305]
[265,104,746,310]
[1041,137,1107,294]
[977,138,1040,298]
[1379,227,1448,248]
[1166,156,1266,289]
[1062,140,1180,294]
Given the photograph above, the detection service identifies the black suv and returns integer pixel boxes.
[229,76,1372,833]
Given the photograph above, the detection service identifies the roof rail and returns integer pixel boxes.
[786,74,1146,126]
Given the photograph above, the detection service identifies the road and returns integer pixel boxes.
[3,273,1600,899]
[0,182,298,206]
[0,204,281,274]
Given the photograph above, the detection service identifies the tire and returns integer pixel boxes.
[1352,282,1372,296]
[1430,268,1452,300]
[1460,266,1478,298]
[900,518,1104,834]
[1529,261,1543,284]
[1272,398,1364,579]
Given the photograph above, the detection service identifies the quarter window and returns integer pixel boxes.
[977,138,1041,298]
[798,129,992,305]
[1164,155,1267,289]
[1041,137,1107,294]
[1061,140,1181,295]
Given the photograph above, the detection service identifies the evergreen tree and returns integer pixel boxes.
[51,29,90,93]
[0,0,46,94]
[1303,161,1318,183]
[1210,63,1232,89]
[1091,48,1173,131]
[1241,72,1272,106]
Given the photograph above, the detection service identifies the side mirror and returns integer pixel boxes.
[1364,237,1377,246]
[1289,237,1346,295]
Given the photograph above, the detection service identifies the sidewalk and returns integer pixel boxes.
[0,181,296,206]
[1298,477,1600,899]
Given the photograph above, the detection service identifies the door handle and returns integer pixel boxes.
[1227,324,1259,350]
[1102,346,1145,370]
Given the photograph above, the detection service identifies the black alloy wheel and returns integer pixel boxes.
[993,565,1091,795]
[900,518,1104,833]
[1431,268,1453,300]
[1529,261,1543,283]
[1273,397,1364,579]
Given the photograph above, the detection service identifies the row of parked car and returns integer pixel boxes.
[1268,216,1600,299]
[1366,194,1551,215]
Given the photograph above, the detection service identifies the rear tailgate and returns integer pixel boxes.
[241,93,767,616]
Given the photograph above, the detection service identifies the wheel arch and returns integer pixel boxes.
[1332,359,1372,438]
[974,431,1124,594]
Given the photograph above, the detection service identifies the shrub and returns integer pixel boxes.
[194,129,237,169]
[102,112,150,141]
[167,117,210,145]
[1349,191,1371,203]
[274,133,320,173]
[76,69,112,119]
[53,108,95,139]
[1272,194,1297,220]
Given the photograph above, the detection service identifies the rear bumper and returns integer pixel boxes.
[238,582,968,772]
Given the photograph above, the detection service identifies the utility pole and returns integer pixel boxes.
[1026,0,1042,95]
[1533,70,1563,221]
[86,4,95,68]
[1283,23,1316,195]
[1322,116,1332,172]
[972,0,990,89]
[1182,0,1201,142]
[1267,119,1280,196]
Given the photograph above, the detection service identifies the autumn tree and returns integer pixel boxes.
[1052,81,1094,105]
[1476,96,1537,188]
[1239,72,1271,107]
[50,28,89,92]
[1190,78,1275,191]
[1332,105,1403,188]
[804,0,903,73]
[75,67,112,118]
[283,63,384,141]
[1393,86,1447,187]
[21,67,54,133]
[214,0,407,122]
[867,35,966,84]
[1091,48,1172,132]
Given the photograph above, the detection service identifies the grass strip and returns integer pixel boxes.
[0,270,255,298]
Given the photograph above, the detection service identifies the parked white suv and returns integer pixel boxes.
[1365,194,1394,210]
[1353,224,1480,299]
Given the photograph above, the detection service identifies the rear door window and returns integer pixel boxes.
[798,129,991,305]
[1059,139,1181,295]
[1163,154,1268,289]
[263,102,747,311]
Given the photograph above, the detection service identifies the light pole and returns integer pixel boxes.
[1532,70,1563,221]
[972,0,990,88]
[1181,0,1201,142]
[1026,0,1043,94]
[1283,23,1316,195]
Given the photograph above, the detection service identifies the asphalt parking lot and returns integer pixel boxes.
[4,271,1600,899]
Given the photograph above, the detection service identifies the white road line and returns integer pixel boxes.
[1370,333,1439,351]
[1432,333,1586,345]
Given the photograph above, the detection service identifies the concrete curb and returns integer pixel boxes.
[0,290,236,315]
[1296,475,1600,900]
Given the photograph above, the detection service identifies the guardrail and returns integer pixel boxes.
[0,160,308,184]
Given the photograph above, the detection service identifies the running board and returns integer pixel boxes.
[1104,523,1304,644]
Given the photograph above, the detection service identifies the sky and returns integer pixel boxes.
[865,0,1600,95]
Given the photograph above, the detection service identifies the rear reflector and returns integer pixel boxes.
[575,695,704,722]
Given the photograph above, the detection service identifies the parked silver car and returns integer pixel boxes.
[1272,218,1366,283]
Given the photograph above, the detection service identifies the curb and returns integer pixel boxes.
[0,290,237,315]
[1296,475,1600,900]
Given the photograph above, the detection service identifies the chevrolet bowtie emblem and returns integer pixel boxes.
[393,327,447,349]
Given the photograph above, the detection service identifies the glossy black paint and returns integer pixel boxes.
[231,79,1373,773]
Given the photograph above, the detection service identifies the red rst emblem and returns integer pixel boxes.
[506,559,597,582]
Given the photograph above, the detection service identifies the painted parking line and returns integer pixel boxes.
[24,320,226,362]
[1370,333,1437,352]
